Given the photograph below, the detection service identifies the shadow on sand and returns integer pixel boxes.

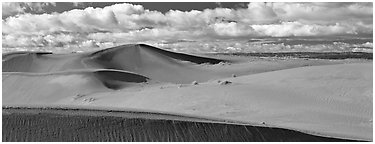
[2,108,363,142]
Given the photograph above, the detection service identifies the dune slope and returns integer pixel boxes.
[2,44,372,141]
[71,63,371,141]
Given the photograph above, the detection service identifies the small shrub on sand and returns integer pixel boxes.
[192,81,199,85]
[220,80,232,85]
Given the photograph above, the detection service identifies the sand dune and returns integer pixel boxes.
[90,44,225,64]
[2,44,372,141]
[86,44,226,83]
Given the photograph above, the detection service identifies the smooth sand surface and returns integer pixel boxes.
[2,44,372,141]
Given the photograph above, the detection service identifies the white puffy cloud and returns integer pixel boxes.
[210,22,256,37]
[237,2,279,24]
[2,2,373,53]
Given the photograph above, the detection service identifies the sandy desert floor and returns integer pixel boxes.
[2,44,373,141]
[2,108,362,142]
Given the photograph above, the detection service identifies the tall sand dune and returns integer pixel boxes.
[89,44,225,64]
[86,44,226,83]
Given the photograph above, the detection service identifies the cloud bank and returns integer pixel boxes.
[2,2,373,53]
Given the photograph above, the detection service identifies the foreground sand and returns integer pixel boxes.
[2,44,373,141]
[3,108,362,142]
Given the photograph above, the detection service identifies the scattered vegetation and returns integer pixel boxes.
[73,94,86,100]
[212,52,372,60]
[83,98,96,102]
[220,81,232,85]
[191,81,199,85]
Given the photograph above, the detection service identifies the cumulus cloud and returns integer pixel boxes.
[210,22,256,37]
[2,2,373,53]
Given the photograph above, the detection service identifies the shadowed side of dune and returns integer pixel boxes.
[138,44,225,64]
[93,70,149,90]
[2,109,361,142]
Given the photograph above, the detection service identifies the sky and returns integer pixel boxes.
[2,2,373,53]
